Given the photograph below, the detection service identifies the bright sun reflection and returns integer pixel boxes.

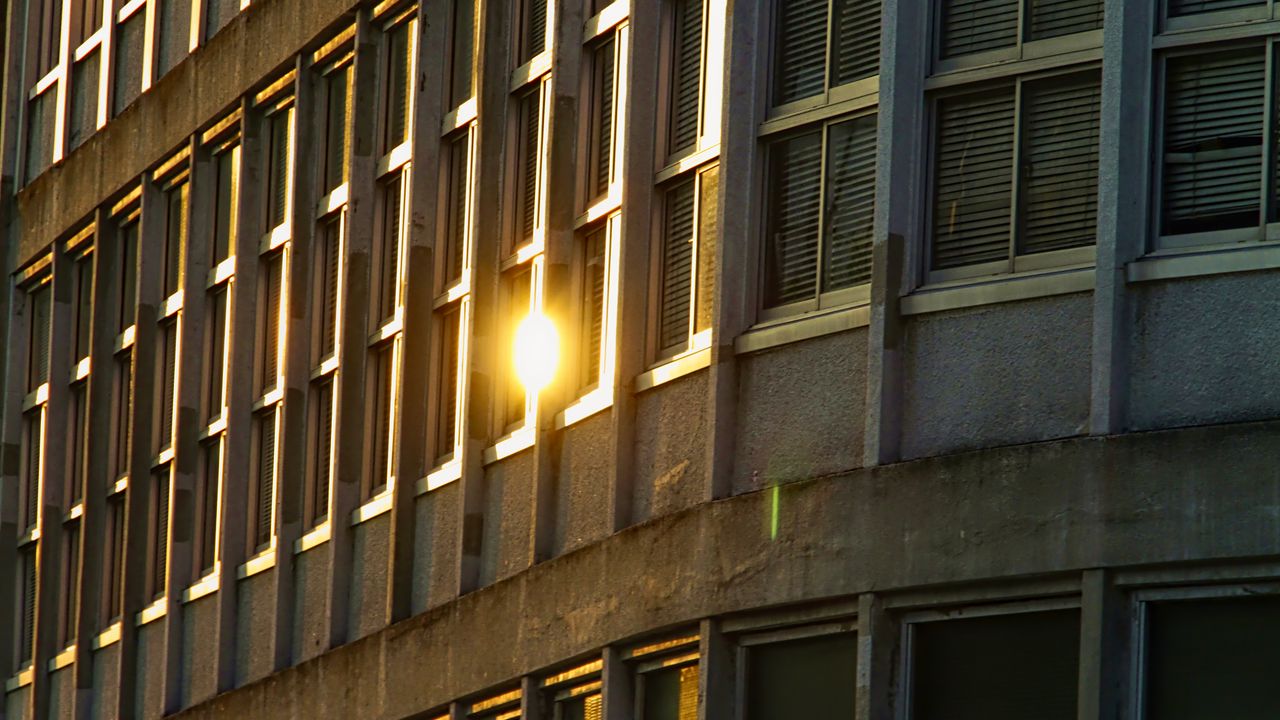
[514,311,559,392]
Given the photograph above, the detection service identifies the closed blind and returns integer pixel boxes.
[269,111,290,229]
[380,176,403,321]
[447,134,471,282]
[773,0,827,106]
[594,36,617,198]
[764,131,823,307]
[437,310,460,460]
[120,223,139,332]
[321,218,342,358]
[833,0,881,86]
[20,549,36,664]
[824,114,878,291]
[670,0,704,154]
[312,379,334,523]
[207,288,227,421]
[1169,0,1265,17]
[519,89,543,243]
[158,321,178,451]
[1029,0,1103,40]
[932,88,1016,270]
[61,524,80,645]
[1162,48,1264,235]
[1021,72,1101,254]
[370,347,394,497]
[581,230,606,388]
[262,255,283,392]
[153,471,170,598]
[325,68,350,190]
[213,148,237,263]
[199,441,220,573]
[450,0,475,106]
[29,285,51,391]
[524,0,547,62]
[940,0,1018,59]
[114,355,133,478]
[660,180,696,351]
[255,412,276,549]
[74,259,93,359]
[387,22,412,152]
[695,165,719,333]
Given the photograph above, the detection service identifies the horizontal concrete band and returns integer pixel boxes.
[14,0,358,262]
[172,419,1280,719]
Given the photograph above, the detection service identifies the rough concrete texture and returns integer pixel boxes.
[90,644,119,720]
[169,420,1280,720]
[479,451,536,587]
[1130,272,1280,431]
[236,572,275,686]
[45,665,72,720]
[901,293,1092,460]
[15,0,360,263]
[412,482,460,615]
[735,329,868,494]
[632,371,709,523]
[69,56,100,151]
[181,594,219,707]
[553,411,614,556]
[293,547,331,664]
[349,514,391,641]
[6,685,29,720]
[134,622,165,720]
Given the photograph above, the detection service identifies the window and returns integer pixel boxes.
[450,0,477,108]
[516,0,549,65]
[638,656,699,720]
[110,352,133,482]
[578,228,608,391]
[513,84,547,249]
[743,629,857,719]
[31,0,63,77]
[907,606,1080,720]
[759,0,879,318]
[163,182,188,298]
[543,662,602,720]
[926,0,1101,282]
[117,221,139,333]
[195,279,228,577]
[73,0,104,47]
[28,283,52,392]
[15,547,37,667]
[443,131,474,285]
[58,524,80,648]
[382,17,415,154]
[658,164,718,354]
[1142,592,1280,719]
[249,250,285,550]
[503,267,535,430]
[194,438,221,575]
[249,409,278,551]
[586,30,622,204]
[147,468,171,600]
[155,319,179,454]
[375,175,406,324]
[667,0,707,160]
[21,281,52,534]
[306,217,342,527]
[266,106,294,232]
[928,70,1101,280]
[19,411,44,532]
[434,307,463,463]
[102,497,126,622]
[937,0,1102,67]
[1155,44,1277,245]
[323,61,353,193]
[433,125,474,468]
[365,342,396,499]
[67,382,88,506]
[212,145,240,265]
[72,253,94,362]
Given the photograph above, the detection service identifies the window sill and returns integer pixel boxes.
[182,570,219,603]
[135,597,167,627]
[416,459,461,496]
[901,265,1095,316]
[636,332,713,393]
[555,387,612,430]
[483,425,536,466]
[91,622,121,650]
[237,547,277,579]
[4,665,33,692]
[350,489,394,526]
[294,522,331,554]
[47,646,76,672]
[1127,242,1280,283]
[736,303,870,356]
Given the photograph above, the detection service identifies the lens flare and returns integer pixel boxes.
[513,311,559,391]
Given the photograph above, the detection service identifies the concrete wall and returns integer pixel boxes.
[632,372,709,524]
[411,483,459,615]
[348,515,391,641]
[236,573,275,686]
[479,452,536,587]
[181,595,218,707]
[292,549,330,664]
[552,412,613,556]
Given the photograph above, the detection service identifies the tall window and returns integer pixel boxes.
[634,642,700,720]
[761,0,879,317]
[195,281,228,576]
[926,0,1101,282]
[163,182,189,299]
[431,126,474,469]
[148,317,179,601]
[383,15,415,154]
[57,524,80,648]
[543,663,602,720]
[516,0,550,66]
[449,0,477,109]
[14,278,51,670]
[212,145,240,266]
[322,59,353,194]
[250,251,284,551]
[266,106,294,233]
[305,217,342,527]
[14,548,37,668]
[105,216,137,621]
[502,267,535,431]
[73,0,104,47]
[654,0,720,357]
[30,0,64,78]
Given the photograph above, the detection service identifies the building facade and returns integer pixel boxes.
[0,0,1278,718]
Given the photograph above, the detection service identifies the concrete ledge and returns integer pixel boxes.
[171,419,1280,720]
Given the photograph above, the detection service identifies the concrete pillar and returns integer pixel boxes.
[1077,570,1127,720]
[857,593,896,720]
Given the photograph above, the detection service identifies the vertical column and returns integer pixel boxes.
[1090,0,1153,436]
[698,619,734,720]
[273,65,312,671]
[606,0,657,533]
[456,0,512,596]
[71,210,114,720]
[324,10,377,649]
[600,645,632,720]
[857,593,896,720]
[116,177,165,720]
[528,0,586,565]
[387,0,448,624]
[1077,570,1127,720]
[701,0,758,501]
[863,0,927,467]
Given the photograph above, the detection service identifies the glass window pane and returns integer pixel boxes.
[746,632,857,720]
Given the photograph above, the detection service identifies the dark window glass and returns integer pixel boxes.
[324,66,352,191]
[367,345,394,498]
[378,176,404,321]
[1146,595,1280,720]
[746,633,857,720]
[267,110,292,229]
[445,132,472,283]
[385,21,412,152]
[149,469,171,599]
[515,87,543,246]
[73,256,94,360]
[251,410,276,549]
[669,0,704,156]
[212,148,238,264]
[579,229,606,390]
[307,378,335,525]
[163,183,188,297]
[196,440,220,573]
[28,284,52,391]
[436,308,461,461]
[118,223,138,332]
[911,609,1080,720]
[450,0,476,107]
[642,663,699,720]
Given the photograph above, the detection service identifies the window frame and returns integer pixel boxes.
[931,0,1104,75]
[733,619,860,720]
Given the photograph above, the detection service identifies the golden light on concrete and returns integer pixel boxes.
[514,311,559,392]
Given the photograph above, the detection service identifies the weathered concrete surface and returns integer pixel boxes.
[292,548,330,664]
[181,593,218,707]
[412,481,461,615]
[235,572,275,686]
[172,419,1280,720]
[89,644,119,720]
[902,293,1093,460]
[1129,272,1280,431]
[632,371,709,523]
[553,411,613,556]
[734,329,868,494]
[349,514,391,641]
[479,451,536,587]
[13,0,360,264]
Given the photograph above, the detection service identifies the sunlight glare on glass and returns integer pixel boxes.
[514,311,559,391]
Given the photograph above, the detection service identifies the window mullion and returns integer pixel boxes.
[1009,79,1024,266]
[1263,39,1276,226]
[824,0,837,93]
